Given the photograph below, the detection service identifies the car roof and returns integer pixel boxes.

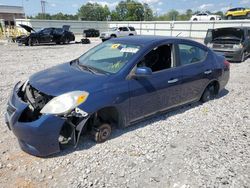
[111,35,196,45]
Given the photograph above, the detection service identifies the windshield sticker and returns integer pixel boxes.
[111,44,120,49]
[120,47,139,53]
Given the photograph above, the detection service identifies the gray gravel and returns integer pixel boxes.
[0,41,249,188]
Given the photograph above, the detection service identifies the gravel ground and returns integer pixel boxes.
[0,40,249,188]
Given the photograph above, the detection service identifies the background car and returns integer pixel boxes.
[99,26,137,41]
[204,27,250,62]
[190,12,222,21]
[5,36,230,157]
[225,7,250,20]
[83,28,100,37]
[16,24,75,46]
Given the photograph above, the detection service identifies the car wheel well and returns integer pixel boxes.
[93,107,120,128]
[110,34,117,38]
[129,33,134,36]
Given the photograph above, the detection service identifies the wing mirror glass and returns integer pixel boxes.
[134,67,152,78]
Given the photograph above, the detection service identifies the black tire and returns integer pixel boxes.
[247,13,250,19]
[28,38,33,46]
[240,51,245,63]
[28,38,38,46]
[129,33,134,36]
[210,17,215,21]
[110,35,116,38]
[92,123,112,143]
[201,85,215,103]
[193,18,198,21]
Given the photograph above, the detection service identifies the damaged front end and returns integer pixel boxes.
[5,81,90,157]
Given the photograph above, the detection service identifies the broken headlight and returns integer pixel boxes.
[40,91,89,115]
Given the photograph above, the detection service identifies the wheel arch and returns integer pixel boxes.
[200,79,220,99]
[88,105,125,128]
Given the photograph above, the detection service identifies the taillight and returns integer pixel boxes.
[224,60,230,69]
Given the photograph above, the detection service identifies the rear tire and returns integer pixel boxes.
[92,123,112,143]
[201,85,215,103]
[210,17,215,21]
[193,18,198,21]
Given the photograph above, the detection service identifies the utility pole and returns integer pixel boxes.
[41,0,46,19]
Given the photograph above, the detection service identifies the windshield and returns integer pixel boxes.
[78,41,141,74]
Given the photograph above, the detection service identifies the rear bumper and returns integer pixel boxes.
[5,83,65,157]
[213,49,243,62]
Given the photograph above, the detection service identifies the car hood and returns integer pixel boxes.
[29,62,109,96]
[19,24,36,33]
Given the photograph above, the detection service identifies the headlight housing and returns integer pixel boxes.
[233,44,243,49]
[40,91,89,115]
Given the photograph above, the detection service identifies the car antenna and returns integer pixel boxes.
[176,32,182,37]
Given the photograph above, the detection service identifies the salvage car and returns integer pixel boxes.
[225,7,250,20]
[190,12,221,21]
[5,36,230,157]
[84,28,100,37]
[16,24,75,46]
[100,26,137,42]
[204,27,250,62]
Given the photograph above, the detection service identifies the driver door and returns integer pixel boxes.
[128,43,183,123]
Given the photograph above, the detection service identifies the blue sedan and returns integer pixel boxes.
[5,36,230,157]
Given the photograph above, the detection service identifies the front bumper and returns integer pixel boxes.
[5,83,65,157]
[213,48,243,62]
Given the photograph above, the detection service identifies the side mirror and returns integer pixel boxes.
[134,67,152,78]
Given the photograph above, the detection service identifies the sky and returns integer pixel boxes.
[0,0,249,16]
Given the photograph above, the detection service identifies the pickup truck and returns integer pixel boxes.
[100,26,137,42]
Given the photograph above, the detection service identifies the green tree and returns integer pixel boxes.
[114,0,153,21]
[78,2,110,21]
[143,3,153,21]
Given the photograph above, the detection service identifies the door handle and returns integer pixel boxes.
[204,70,212,74]
[168,78,178,84]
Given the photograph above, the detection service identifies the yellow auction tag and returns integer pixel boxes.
[111,44,120,49]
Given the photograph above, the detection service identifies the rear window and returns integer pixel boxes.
[178,44,207,65]
[129,27,135,31]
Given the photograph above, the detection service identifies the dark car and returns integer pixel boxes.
[204,27,250,62]
[16,24,75,46]
[5,36,230,157]
[83,28,100,37]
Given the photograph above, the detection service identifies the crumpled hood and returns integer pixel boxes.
[29,62,109,96]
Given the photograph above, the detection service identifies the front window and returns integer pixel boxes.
[77,41,141,74]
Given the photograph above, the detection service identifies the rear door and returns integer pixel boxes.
[176,43,212,103]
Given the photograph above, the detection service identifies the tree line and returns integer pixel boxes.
[28,0,224,21]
